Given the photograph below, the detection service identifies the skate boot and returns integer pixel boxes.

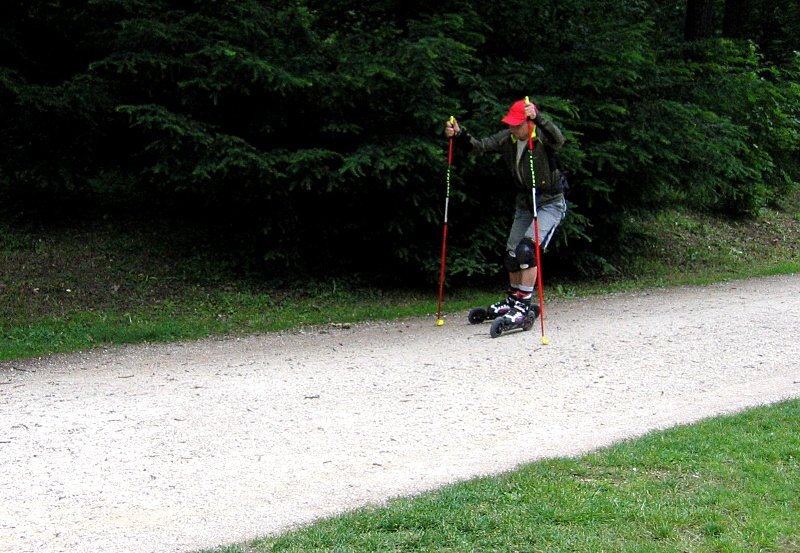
[489,295,540,338]
[468,288,520,324]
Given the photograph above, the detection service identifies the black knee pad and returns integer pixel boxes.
[514,238,536,269]
[504,252,521,273]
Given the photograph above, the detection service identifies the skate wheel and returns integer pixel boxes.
[489,317,505,338]
[468,307,487,324]
[522,317,534,332]
[522,305,540,332]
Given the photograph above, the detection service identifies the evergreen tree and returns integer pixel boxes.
[0,0,797,283]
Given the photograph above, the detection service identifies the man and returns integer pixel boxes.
[445,98,567,326]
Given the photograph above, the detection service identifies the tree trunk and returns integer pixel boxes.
[722,0,750,38]
[684,0,715,40]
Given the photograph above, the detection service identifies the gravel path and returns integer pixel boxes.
[2,274,799,553]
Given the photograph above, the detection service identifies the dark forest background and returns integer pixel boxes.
[1,0,798,286]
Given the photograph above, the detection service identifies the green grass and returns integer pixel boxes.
[614,204,800,288]
[1,193,798,361]
[203,399,800,553]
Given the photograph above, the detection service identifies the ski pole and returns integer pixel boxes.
[525,97,549,345]
[436,116,455,326]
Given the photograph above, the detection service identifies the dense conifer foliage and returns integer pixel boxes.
[1,0,797,283]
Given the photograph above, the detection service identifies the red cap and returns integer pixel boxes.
[501,100,528,126]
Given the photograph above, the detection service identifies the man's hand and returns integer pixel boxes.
[524,102,538,120]
[445,117,460,138]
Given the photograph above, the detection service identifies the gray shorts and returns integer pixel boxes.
[506,194,567,253]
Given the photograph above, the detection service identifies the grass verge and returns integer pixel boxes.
[1,193,798,361]
[204,399,800,553]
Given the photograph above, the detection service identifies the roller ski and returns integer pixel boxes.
[468,289,540,337]
[468,288,519,324]
[489,302,540,338]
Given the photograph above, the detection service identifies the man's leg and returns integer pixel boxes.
[519,267,537,289]
[500,198,567,324]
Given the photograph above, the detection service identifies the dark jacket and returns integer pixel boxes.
[453,113,566,199]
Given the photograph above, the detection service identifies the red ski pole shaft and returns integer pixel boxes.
[436,117,455,325]
[525,97,548,344]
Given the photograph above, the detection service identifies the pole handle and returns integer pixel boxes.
[524,98,534,150]
[447,116,455,165]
